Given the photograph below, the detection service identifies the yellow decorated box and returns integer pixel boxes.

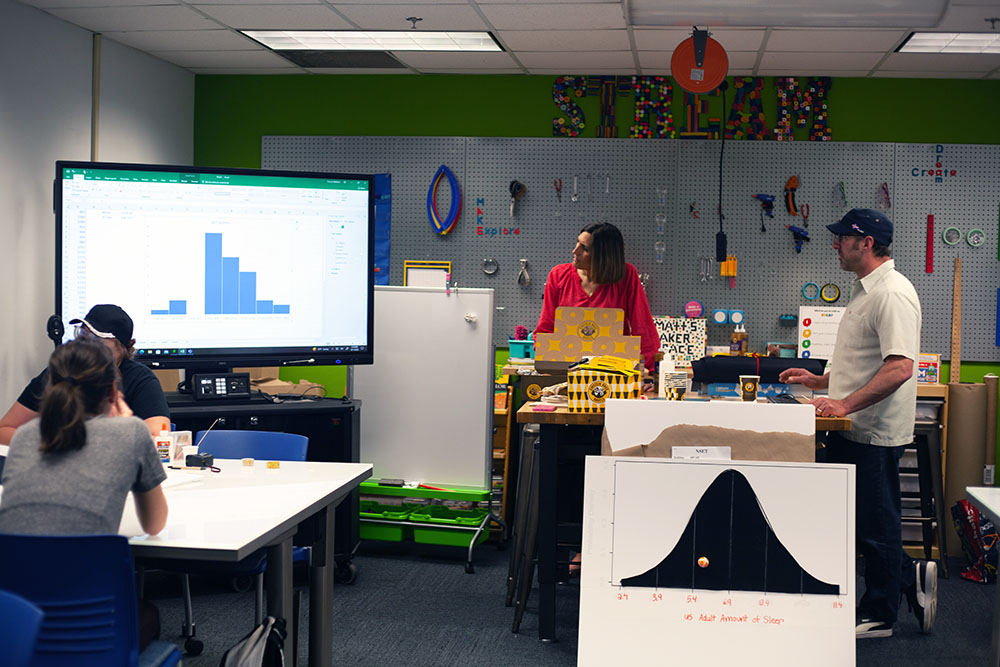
[567,356,641,413]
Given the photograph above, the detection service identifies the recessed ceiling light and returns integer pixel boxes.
[243,30,503,52]
[898,32,1000,53]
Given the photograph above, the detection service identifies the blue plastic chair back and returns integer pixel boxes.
[0,534,141,666]
[194,429,309,461]
[0,589,44,667]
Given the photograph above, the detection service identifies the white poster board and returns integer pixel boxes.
[798,306,844,362]
[653,317,706,367]
[579,456,855,667]
[353,286,493,489]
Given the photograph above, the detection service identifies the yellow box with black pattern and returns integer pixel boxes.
[567,366,641,413]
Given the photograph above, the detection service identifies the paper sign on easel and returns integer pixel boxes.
[798,306,844,363]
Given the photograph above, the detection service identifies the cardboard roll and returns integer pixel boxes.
[670,32,728,95]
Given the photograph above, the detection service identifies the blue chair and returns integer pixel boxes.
[168,430,309,655]
[0,534,181,667]
[0,589,43,667]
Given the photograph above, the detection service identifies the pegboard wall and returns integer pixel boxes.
[263,136,1000,362]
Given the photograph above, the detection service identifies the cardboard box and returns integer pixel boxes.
[519,373,568,402]
[152,369,182,394]
[252,378,326,397]
[917,353,940,384]
[568,357,641,413]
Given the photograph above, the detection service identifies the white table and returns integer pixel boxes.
[121,459,372,666]
[966,486,1000,667]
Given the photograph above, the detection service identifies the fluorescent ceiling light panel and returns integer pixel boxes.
[898,32,1000,54]
[243,30,502,52]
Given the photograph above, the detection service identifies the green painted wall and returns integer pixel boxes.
[192,73,1000,391]
[194,75,1000,168]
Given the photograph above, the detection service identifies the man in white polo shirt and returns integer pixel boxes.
[779,208,935,640]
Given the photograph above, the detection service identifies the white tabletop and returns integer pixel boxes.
[122,459,372,561]
[967,486,1000,524]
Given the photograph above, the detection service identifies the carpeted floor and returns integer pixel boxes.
[145,545,992,666]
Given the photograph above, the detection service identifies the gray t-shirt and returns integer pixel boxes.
[0,416,166,535]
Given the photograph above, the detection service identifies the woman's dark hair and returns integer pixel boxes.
[39,339,119,455]
[582,222,626,285]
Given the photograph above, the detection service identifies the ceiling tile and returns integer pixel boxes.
[194,0,323,4]
[756,69,872,77]
[633,28,765,52]
[190,67,309,74]
[516,50,634,69]
[497,29,630,51]
[44,5,217,32]
[478,3,625,31]
[880,52,1000,71]
[766,29,908,52]
[330,0,469,4]
[872,70,991,78]
[934,3,1000,31]
[151,49,295,68]
[18,0,167,7]
[191,4,354,30]
[760,51,882,70]
[106,29,261,52]
[303,67,418,74]
[409,68,526,74]
[527,68,632,75]
[391,51,518,68]
[335,4,488,30]
[637,50,756,70]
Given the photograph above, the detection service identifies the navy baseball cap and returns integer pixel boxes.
[69,304,133,348]
[826,208,893,246]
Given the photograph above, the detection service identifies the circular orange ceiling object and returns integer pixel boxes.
[670,35,729,95]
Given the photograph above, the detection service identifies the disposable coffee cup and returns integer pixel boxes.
[739,375,760,402]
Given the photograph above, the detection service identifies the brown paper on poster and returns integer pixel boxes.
[945,382,987,555]
[985,375,998,468]
[602,423,814,462]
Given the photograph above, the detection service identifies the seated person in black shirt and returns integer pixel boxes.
[0,304,170,445]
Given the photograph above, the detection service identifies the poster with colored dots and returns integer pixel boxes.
[798,306,844,364]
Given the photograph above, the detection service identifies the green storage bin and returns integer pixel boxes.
[359,500,418,542]
[408,506,490,548]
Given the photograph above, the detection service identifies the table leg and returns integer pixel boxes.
[538,423,558,641]
[309,504,335,667]
[265,531,295,658]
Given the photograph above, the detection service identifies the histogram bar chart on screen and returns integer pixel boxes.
[153,233,290,315]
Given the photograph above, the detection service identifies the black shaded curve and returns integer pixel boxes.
[620,469,839,595]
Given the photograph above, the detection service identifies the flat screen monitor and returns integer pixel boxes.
[55,160,375,370]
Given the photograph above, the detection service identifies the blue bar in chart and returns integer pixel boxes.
[222,257,239,314]
[205,233,222,315]
[239,272,256,314]
[160,233,290,315]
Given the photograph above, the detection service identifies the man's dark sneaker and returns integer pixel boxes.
[856,616,893,639]
[905,560,938,633]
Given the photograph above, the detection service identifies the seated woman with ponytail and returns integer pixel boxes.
[0,338,167,536]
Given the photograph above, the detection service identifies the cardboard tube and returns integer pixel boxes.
[986,375,998,470]
[945,382,987,554]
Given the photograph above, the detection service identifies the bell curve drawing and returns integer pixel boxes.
[619,468,839,595]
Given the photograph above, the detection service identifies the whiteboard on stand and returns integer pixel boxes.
[353,286,494,490]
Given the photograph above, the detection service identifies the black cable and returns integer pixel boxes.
[715,80,729,262]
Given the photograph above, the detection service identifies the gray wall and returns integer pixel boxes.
[0,0,194,409]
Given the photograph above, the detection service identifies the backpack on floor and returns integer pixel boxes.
[952,499,998,584]
[219,616,287,667]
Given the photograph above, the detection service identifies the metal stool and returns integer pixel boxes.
[900,421,949,577]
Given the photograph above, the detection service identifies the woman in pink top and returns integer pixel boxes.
[535,222,659,371]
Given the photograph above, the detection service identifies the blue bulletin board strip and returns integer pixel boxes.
[374,173,391,285]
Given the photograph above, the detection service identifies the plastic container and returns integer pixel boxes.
[408,506,490,547]
[359,500,419,542]
[508,338,534,359]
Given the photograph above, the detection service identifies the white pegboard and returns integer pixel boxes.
[263,136,1000,361]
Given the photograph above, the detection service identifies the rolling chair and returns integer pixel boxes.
[0,589,43,667]
[160,429,309,656]
[0,533,182,667]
